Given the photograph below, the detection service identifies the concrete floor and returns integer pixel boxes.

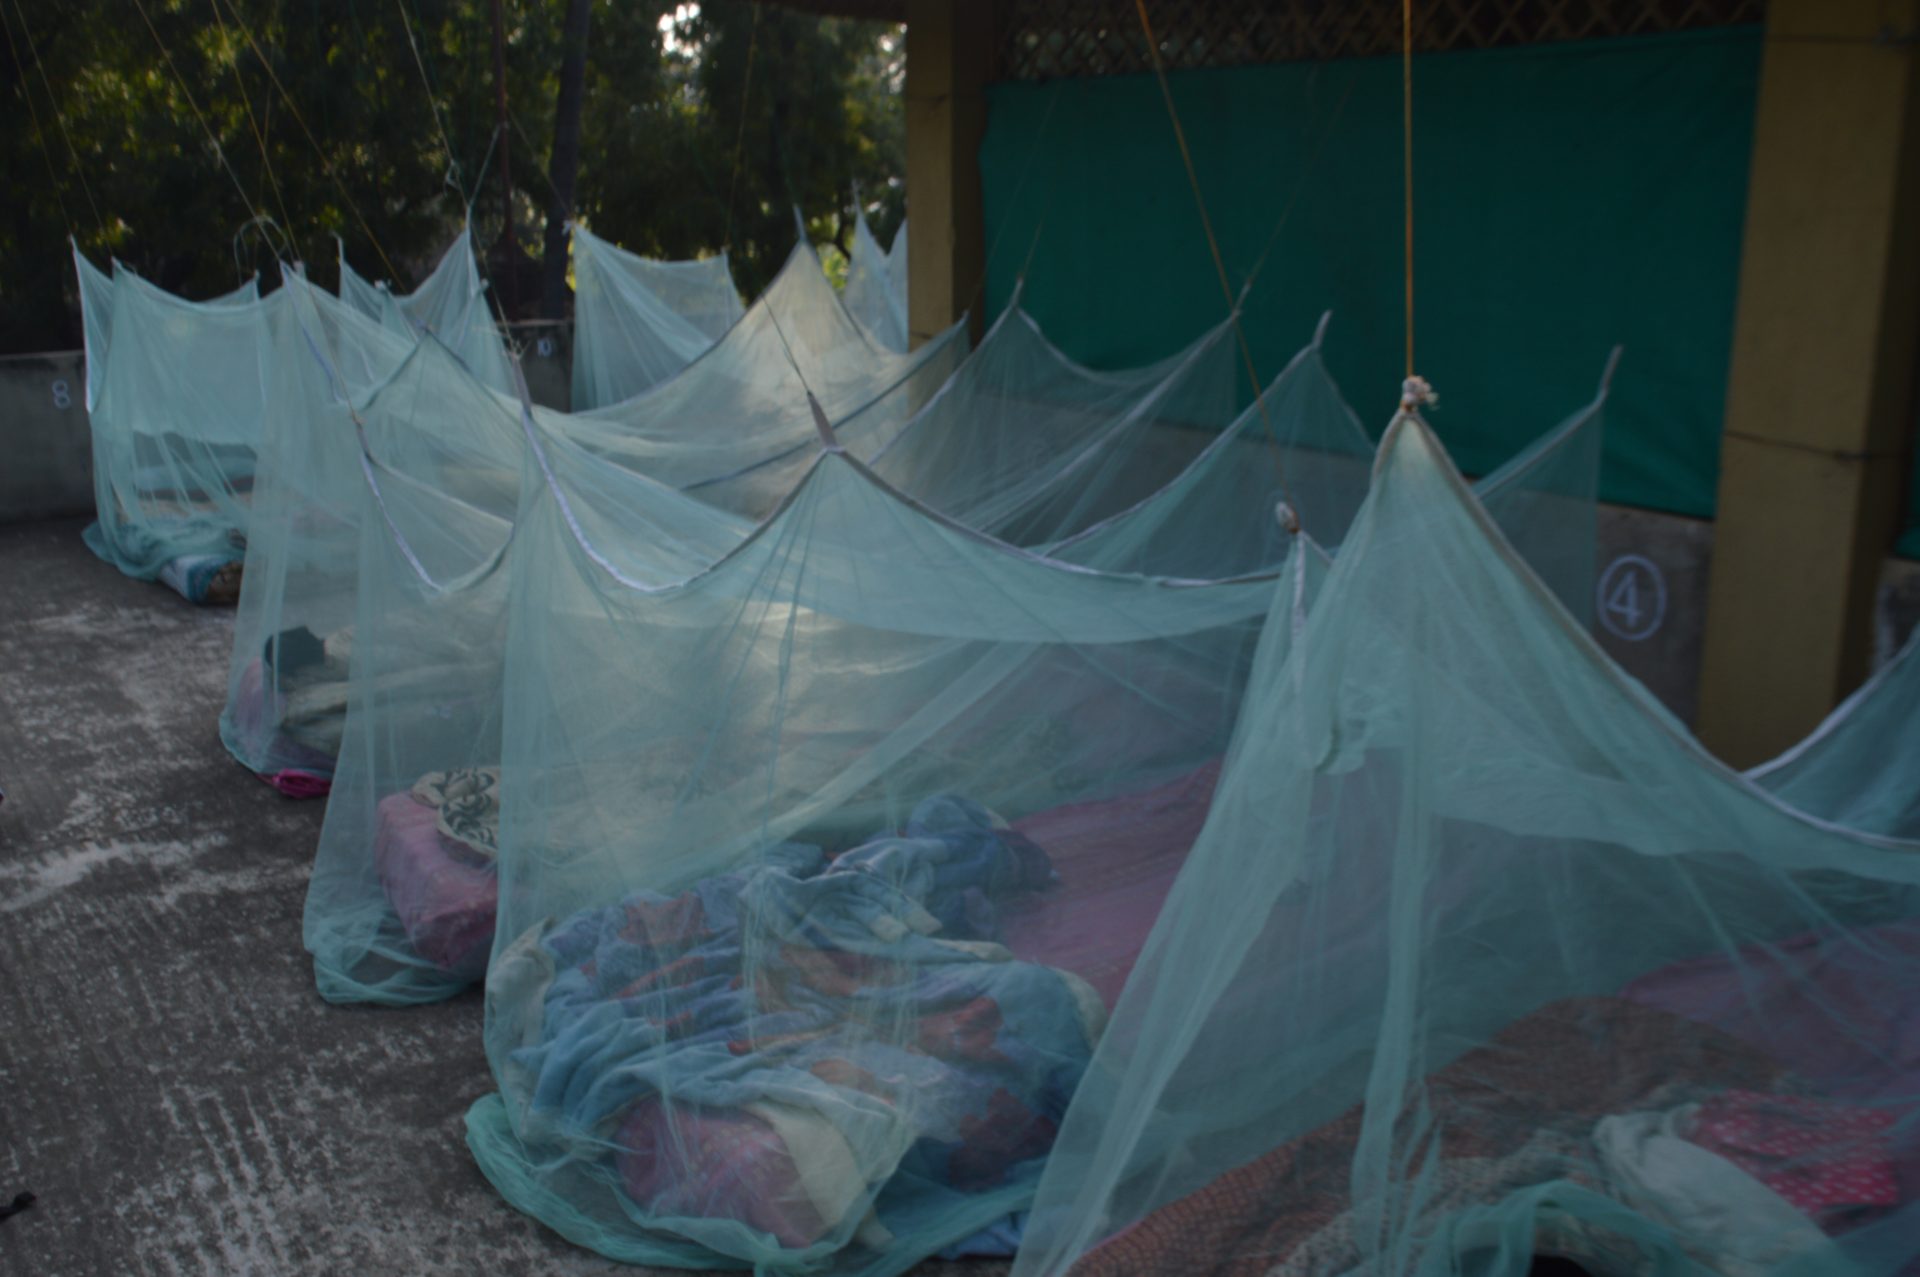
[0,519,1001,1276]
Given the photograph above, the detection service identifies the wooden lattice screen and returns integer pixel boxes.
[993,0,1765,81]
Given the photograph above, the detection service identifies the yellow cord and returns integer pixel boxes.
[1133,0,1293,511]
[1403,0,1415,378]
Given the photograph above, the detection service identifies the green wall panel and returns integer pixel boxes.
[980,29,1765,519]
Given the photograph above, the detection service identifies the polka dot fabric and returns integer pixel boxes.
[1686,1090,1900,1219]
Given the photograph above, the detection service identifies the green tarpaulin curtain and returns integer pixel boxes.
[981,29,1770,522]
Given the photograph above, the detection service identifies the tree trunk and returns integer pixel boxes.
[490,0,516,317]
[541,0,593,321]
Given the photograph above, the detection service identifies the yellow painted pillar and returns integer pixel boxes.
[1697,0,1920,768]
[903,0,991,347]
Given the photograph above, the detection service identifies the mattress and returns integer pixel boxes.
[374,790,496,978]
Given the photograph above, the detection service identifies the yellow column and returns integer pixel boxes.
[1697,0,1920,768]
[904,0,991,347]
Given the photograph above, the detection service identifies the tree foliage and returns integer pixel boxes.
[0,0,905,351]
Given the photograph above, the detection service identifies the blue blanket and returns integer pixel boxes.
[508,795,1101,1259]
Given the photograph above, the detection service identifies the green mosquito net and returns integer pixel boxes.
[337,226,518,397]
[1009,413,1920,1277]
[463,415,1281,1274]
[73,244,260,420]
[1749,624,1920,840]
[1047,320,1611,625]
[569,222,744,409]
[690,288,1239,525]
[220,274,512,791]
[886,220,908,326]
[557,239,969,505]
[303,386,749,1002]
[843,210,909,353]
[295,310,1605,1010]
[76,249,287,600]
[225,269,1195,795]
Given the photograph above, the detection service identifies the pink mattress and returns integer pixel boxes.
[1623,918,1920,1208]
[374,791,497,979]
[368,760,1219,999]
[1003,761,1221,1006]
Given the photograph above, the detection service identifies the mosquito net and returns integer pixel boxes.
[296,313,1605,1019]
[220,275,507,792]
[886,220,908,325]
[688,288,1239,524]
[461,412,1286,1273]
[303,391,750,1001]
[72,244,260,417]
[1010,413,1920,1277]
[77,252,288,599]
[843,209,909,353]
[568,222,744,409]
[1748,624,1920,840]
[337,226,518,396]
[1046,322,1612,625]
[230,236,981,797]
[557,238,968,505]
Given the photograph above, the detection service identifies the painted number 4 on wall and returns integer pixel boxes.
[1597,554,1666,642]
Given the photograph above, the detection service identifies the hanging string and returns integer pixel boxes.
[1398,0,1434,415]
[394,0,468,204]
[508,106,569,210]
[1133,0,1294,510]
[959,80,1062,323]
[1238,65,1357,302]
[6,0,106,238]
[208,0,297,260]
[1403,0,1415,378]
[721,3,764,254]
[211,0,401,279]
[1,4,73,235]
[129,0,281,263]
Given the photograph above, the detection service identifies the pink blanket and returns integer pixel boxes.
[1623,917,1920,1206]
[614,1100,828,1249]
[374,791,496,978]
[1003,762,1220,1006]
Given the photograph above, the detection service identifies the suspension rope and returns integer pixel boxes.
[1133,0,1293,509]
[211,0,400,278]
[1238,66,1357,302]
[394,0,467,203]
[508,106,569,210]
[960,80,1061,321]
[722,2,763,254]
[1,4,73,235]
[6,0,105,237]
[208,0,297,256]
[129,0,279,260]
[1403,0,1415,378]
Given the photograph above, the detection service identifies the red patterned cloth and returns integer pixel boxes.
[1067,997,1793,1277]
[1686,1090,1899,1218]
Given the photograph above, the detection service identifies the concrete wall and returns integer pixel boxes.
[0,349,92,524]
[1,325,572,532]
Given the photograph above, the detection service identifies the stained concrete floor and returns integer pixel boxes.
[0,519,1001,1277]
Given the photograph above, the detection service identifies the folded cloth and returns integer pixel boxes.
[1596,1105,1839,1277]
[410,766,501,859]
[158,553,243,605]
[1683,1090,1900,1220]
